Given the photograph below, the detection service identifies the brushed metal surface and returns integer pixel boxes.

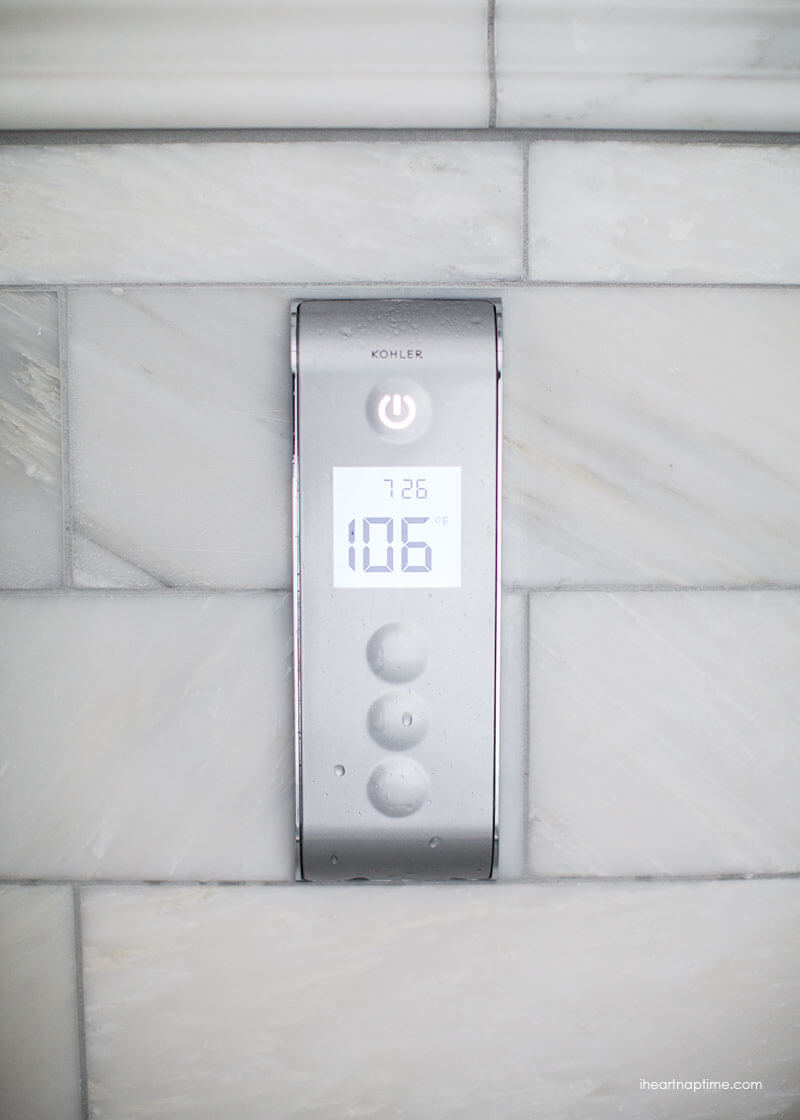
[293,299,501,881]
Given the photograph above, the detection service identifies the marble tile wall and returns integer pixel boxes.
[0,886,83,1120]
[0,290,62,586]
[528,142,800,283]
[81,881,800,1120]
[495,0,800,130]
[0,0,490,129]
[2,130,799,1117]
[2,1,799,130]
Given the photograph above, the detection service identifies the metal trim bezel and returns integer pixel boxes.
[290,300,303,881]
[490,298,503,880]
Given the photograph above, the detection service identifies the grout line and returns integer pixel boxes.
[487,0,498,129]
[1,127,800,146]
[2,871,799,887]
[500,279,800,290]
[7,878,300,888]
[71,886,90,1120]
[58,289,74,588]
[522,592,532,879]
[521,143,530,279]
[0,586,293,597]
[1,584,799,598]
[5,279,800,293]
[519,872,800,884]
[511,583,800,594]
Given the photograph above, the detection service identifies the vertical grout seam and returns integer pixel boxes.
[522,592,532,878]
[487,0,498,128]
[521,143,530,280]
[72,886,90,1120]
[58,288,74,588]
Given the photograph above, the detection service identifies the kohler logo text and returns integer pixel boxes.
[371,348,423,360]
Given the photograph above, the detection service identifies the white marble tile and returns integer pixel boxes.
[0,593,295,881]
[83,880,800,1119]
[0,290,62,587]
[0,886,82,1120]
[69,288,292,589]
[0,0,488,128]
[497,0,800,130]
[529,141,800,283]
[528,591,800,876]
[72,536,163,590]
[0,143,523,284]
[502,287,800,588]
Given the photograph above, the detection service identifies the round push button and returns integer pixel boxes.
[366,622,427,683]
[367,758,430,818]
[367,379,432,444]
[367,690,430,750]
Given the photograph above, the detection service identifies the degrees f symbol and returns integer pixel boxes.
[377,393,416,430]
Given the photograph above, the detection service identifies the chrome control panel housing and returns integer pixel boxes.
[292,299,502,881]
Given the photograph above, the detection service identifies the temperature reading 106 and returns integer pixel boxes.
[332,466,462,589]
[348,515,433,574]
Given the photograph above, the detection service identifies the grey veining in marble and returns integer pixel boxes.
[0,886,82,1120]
[529,141,800,283]
[83,880,800,1120]
[0,0,489,129]
[69,287,292,589]
[0,290,62,587]
[502,286,800,588]
[68,281,800,594]
[72,535,163,590]
[0,143,523,284]
[0,593,295,880]
[497,0,800,129]
[529,591,800,876]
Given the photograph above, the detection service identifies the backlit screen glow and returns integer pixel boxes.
[332,466,461,588]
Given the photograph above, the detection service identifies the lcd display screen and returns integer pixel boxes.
[332,466,461,588]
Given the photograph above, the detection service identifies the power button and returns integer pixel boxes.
[378,392,416,430]
[367,379,432,443]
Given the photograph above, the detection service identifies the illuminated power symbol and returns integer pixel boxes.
[377,393,416,431]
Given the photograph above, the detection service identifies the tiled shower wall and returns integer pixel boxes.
[2,8,800,1119]
[2,132,799,1120]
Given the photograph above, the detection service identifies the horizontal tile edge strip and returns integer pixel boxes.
[1,585,800,598]
[0,586,793,595]
[1,127,800,145]
[2,872,799,888]
[0,588,291,596]
[5,281,800,293]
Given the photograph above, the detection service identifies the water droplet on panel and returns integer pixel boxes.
[367,690,429,749]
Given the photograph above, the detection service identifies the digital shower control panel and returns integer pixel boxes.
[292,299,501,881]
